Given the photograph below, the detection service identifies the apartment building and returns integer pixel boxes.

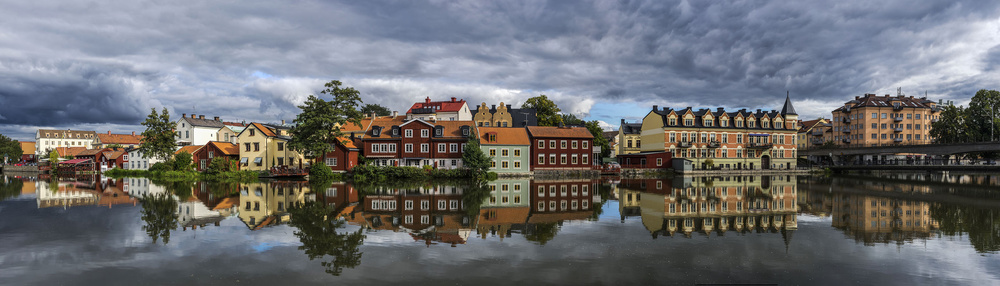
[830,93,942,147]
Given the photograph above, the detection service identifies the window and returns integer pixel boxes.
[438,144,446,153]
[882,113,887,119]
[571,154,578,164]
[560,154,567,164]
[550,154,556,164]
[489,148,496,156]
[538,140,545,149]
[656,158,662,166]
[514,161,521,169]
[583,155,589,164]
[325,157,338,166]
[501,161,509,168]
[405,129,413,137]
[405,144,413,153]
[421,129,429,138]
[583,141,589,149]
[421,200,429,210]
[669,118,676,125]
[684,119,693,126]
[277,142,284,151]
[438,200,446,210]
[450,143,458,152]
[253,143,259,152]
[420,144,429,153]
[450,200,458,209]
[560,140,567,149]
[538,154,545,164]
[513,149,521,157]
[571,141,578,149]
[549,140,556,149]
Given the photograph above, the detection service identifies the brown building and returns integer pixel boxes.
[192,141,240,171]
[830,92,942,147]
[527,126,597,171]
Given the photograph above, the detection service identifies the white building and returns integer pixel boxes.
[125,148,165,170]
[34,129,98,156]
[405,97,473,121]
[175,114,226,146]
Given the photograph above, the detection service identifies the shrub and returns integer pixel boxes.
[309,161,336,180]
[149,162,172,173]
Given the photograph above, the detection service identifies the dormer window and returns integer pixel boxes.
[669,118,676,125]
[373,126,382,137]
[775,121,783,129]
[736,120,743,128]
[684,119,693,126]
[762,121,769,128]
[748,120,755,128]
[705,119,713,127]
[721,120,728,127]
[461,126,470,136]
[488,133,497,142]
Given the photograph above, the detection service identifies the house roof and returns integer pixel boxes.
[175,145,203,155]
[207,141,240,156]
[335,136,358,149]
[797,119,827,133]
[97,133,143,145]
[101,150,126,160]
[58,158,93,165]
[833,94,940,112]
[19,141,35,154]
[478,127,530,145]
[223,121,247,127]
[181,117,225,128]
[75,148,106,158]
[247,123,277,137]
[526,126,594,139]
[434,120,476,138]
[619,121,643,135]
[406,97,468,114]
[780,94,798,116]
[38,129,98,140]
[55,147,87,158]
[224,125,246,134]
[647,104,796,131]
[479,207,530,224]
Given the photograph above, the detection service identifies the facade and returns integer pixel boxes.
[93,131,143,149]
[236,123,304,171]
[617,120,643,155]
[320,137,361,172]
[406,97,473,121]
[527,126,597,171]
[97,149,128,172]
[478,127,531,174]
[528,179,600,222]
[175,114,227,146]
[796,119,830,150]
[477,179,531,240]
[34,129,98,156]
[354,184,471,245]
[19,141,36,162]
[830,93,942,147]
[472,102,538,127]
[616,152,673,169]
[639,96,800,170]
[192,141,240,171]
[345,115,473,168]
[217,124,246,145]
[126,148,164,170]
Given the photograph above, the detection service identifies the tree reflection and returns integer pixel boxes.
[461,180,492,217]
[140,193,179,244]
[288,200,365,276]
[525,222,560,245]
[0,176,24,201]
[931,204,1000,253]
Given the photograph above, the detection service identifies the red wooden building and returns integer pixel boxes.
[320,137,361,172]
[527,126,597,171]
[192,141,240,171]
[616,151,673,169]
[342,115,473,169]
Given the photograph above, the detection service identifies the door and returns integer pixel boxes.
[761,155,771,169]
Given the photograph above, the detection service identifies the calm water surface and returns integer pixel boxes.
[1,172,998,285]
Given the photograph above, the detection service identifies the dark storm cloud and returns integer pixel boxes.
[1,0,999,139]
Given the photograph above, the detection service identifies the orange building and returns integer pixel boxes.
[830,92,942,147]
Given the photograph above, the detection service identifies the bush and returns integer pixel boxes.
[149,162,172,173]
[173,151,193,172]
[205,157,235,174]
[309,162,336,180]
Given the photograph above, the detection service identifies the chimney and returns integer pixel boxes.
[281,120,285,125]
[392,111,398,117]
[855,96,860,100]
[717,107,725,112]
[131,131,135,136]
[214,116,220,121]
[191,114,196,119]
[491,105,496,111]
[182,113,187,118]
[653,105,658,111]
[506,104,512,109]
[621,119,625,125]
[451,97,457,102]
[425,97,431,104]
[199,115,205,119]
[756,109,761,113]
[107,131,111,135]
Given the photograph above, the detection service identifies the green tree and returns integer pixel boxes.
[462,137,491,177]
[360,103,392,117]
[560,113,585,126]
[139,108,178,161]
[525,222,560,245]
[584,120,611,158]
[0,177,24,202]
[930,104,970,144]
[289,80,364,161]
[522,95,562,127]
[48,149,60,163]
[0,133,22,164]
[139,193,179,244]
[205,157,233,174]
[966,89,1000,142]
[287,201,365,276]
[173,151,193,172]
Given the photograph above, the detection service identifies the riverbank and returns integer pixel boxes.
[104,168,259,181]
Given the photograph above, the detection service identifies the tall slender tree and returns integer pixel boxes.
[289,80,364,160]
[139,108,178,161]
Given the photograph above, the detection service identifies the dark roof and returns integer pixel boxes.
[182,117,225,128]
[781,94,798,116]
[833,94,940,112]
[473,106,538,127]
[647,106,794,131]
[620,120,643,134]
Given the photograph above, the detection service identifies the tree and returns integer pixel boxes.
[360,103,391,117]
[48,149,60,163]
[522,95,562,127]
[584,120,611,158]
[462,137,491,177]
[173,151,193,172]
[966,89,1000,142]
[139,108,178,161]
[560,113,585,126]
[289,80,364,160]
[930,104,970,144]
[525,222,560,245]
[0,177,24,202]
[0,133,23,164]
[205,157,234,174]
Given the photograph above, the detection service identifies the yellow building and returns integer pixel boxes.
[797,118,830,150]
[617,120,642,156]
[472,102,538,127]
[236,123,305,171]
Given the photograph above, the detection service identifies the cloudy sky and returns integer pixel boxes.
[2,0,999,141]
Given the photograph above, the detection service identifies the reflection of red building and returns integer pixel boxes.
[97,149,127,171]
[529,180,599,215]
[527,126,596,171]
[192,181,240,210]
[312,182,360,218]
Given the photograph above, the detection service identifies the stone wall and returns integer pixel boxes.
[0,165,41,173]
[532,169,600,180]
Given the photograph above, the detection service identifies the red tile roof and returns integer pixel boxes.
[478,127,530,145]
[247,123,277,137]
[526,126,594,139]
[55,147,88,158]
[175,145,203,155]
[208,141,240,156]
[75,148,107,158]
[406,97,467,114]
[97,133,143,145]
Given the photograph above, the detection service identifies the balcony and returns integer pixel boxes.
[893,128,903,132]
[842,117,851,124]
[893,105,904,111]
[811,130,824,136]
[893,138,903,143]
[842,139,851,144]
[842,129,851,134]
[894,117,903,122]
[707,141,720,148]
[746,143,773,149]
[678,142,692,148]
[811,139,824,145]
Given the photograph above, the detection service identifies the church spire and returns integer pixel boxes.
[780,91,798,116]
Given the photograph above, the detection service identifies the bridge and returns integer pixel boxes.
[826,164,1000,173]
[799,141,1000,156]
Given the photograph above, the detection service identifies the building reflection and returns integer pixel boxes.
[828,193,939,244]
[476,179,530,241]
[36,175,137,209]
[349,183,472,246]
[238,180,308,230]
[619,176,798,244]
